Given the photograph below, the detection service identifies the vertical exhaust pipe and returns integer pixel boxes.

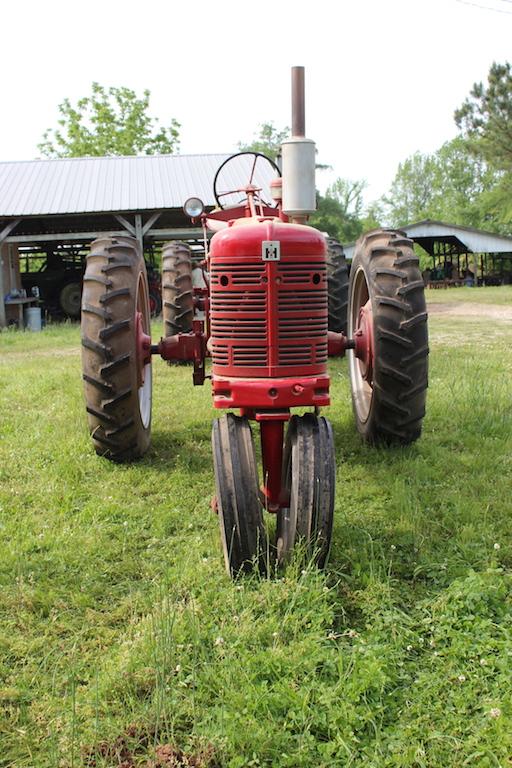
[281,66,316,220]
[291,66,306,137]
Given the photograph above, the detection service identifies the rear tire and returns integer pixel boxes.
[327,238,349,334]
[212,414,267,577]
[162,241,193,337]
[81,235,152,462]
[348,228,428,444]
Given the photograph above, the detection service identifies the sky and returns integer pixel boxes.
[1,0,511,206]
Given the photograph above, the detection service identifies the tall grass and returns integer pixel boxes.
[0,290,511,767]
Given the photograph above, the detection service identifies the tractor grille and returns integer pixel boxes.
[210,260,327,375]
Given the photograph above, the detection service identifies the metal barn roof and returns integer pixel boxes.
[0,153,276,217]
[402,220,512,255]
[343,220,512,260]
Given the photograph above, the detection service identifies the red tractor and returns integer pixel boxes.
[80,68,428,576]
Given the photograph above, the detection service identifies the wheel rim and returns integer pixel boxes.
[348,266,374,423]
[136,273,152,429]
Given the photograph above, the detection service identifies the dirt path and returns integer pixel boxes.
[427,302,512,321]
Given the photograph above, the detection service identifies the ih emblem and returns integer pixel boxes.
[262,240,281,261]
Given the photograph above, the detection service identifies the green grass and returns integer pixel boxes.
[426,284,512,305]
[1,288,511,767]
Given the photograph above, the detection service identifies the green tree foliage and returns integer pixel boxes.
[238,122,289,162]
[310,178,372,243]
[38,83,180,158]
[384,138,499,229]
[455,61,512,172]
[455,62,512,230]
[383,152,438,226]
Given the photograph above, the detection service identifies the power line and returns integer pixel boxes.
[456,0,512,12]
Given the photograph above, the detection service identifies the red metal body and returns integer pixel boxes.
[209,217,329,388]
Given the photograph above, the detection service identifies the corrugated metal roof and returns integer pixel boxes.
[343,220,512,259]
[0,153,278,217]
[402,219,512,254]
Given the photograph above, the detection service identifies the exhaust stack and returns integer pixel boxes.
[281,66,316,220]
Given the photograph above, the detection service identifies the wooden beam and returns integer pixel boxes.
[142,212,161,236]
[113,214,136,236]
[5,230,128,244]
[145,227,206,240]
[135,214,143,252]
[0,247,5,328]
[0,218,21,245]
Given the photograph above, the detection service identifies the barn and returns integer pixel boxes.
[0,153,269,328]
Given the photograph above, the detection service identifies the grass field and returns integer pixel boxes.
[1,288,511,767]
[425,285,512,306]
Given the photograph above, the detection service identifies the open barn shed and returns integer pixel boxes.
[344,220,512,286]
[0,153,274,328]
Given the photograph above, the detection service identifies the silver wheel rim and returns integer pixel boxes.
[137,273,152,429]
[348,266,373,423]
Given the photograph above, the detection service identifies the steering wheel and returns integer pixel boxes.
[213,151,281,210]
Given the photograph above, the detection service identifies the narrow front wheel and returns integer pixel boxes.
[212,414,267,576]
[277,414,335,568]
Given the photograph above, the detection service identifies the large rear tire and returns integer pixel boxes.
[81,236,152,462]
[326,238,349,334]
[277,414,335,568]
[161,241,193,337]
[348,228,428,445]
[212,414,267,577]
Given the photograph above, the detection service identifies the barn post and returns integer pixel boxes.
[135,214,143,255]
[0,219,21,328]
[0,248,5,329]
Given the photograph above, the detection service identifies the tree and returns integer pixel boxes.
[310,177,369,243]
[383,139,500,230]
[383,151,439,226]
[38,83,180,158]
[454,62,512,232]
[455,62,512,172]
[238,122,289,161]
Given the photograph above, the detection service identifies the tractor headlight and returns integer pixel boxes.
[183,197,205,218]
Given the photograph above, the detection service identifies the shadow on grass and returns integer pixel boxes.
[143,425,213,476]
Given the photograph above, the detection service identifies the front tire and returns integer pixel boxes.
[81,236,152,462]
[277,414,335,568]
[348,229,428,445]
[212,414,267,577]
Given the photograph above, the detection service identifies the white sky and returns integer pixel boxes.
[1,0,511,205]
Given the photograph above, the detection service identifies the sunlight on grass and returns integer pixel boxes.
[0,300,511,766]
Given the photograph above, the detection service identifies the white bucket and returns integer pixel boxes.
[25,306,42,332]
